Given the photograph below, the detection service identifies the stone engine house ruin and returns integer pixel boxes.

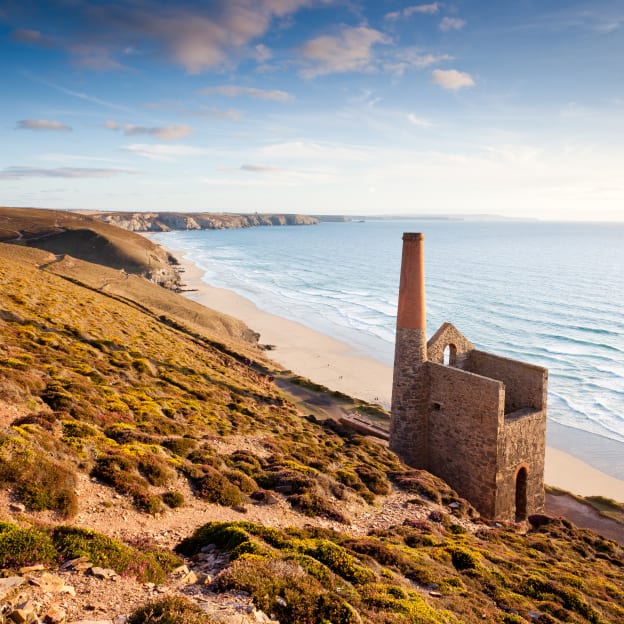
[390,233,547,521]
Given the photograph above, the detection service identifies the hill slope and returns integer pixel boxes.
[0,239,622,624]
[0,206,180,287]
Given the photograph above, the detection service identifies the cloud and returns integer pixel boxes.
[0,166,136,179]
[195,108,245,120]
[23,73,133,113]
[241,163,285,173]
[431,68,475,90]
[105,121,192,140]
[439,17,466,31]
[259,140,369,162]
[17,119,72,132]
[407,114,432,128]
[123,143,208,161]
[9,1,325,74]
[11,28,56,48]
[254,44,273,62]
[300,26,390,77]
[67,44,126,71]
[201,85,293,102]
[385,3,440,20]
[384,50,453,75]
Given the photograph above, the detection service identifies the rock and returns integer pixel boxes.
[9,600,37,624]
[171,564,190,576]
[39,573,66,593]
[89,567,118,580]
[0,576,26,601]
[19,564,45,574]
[60,557,91,571]
[177,571,198,585]
[9,502,26,513]
[43,605,67,623]
[196,572,212,585]
[429,591,442,597]
[200,544,216,553]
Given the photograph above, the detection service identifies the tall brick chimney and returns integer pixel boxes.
[396,233,426,351]
[390,232,429,466]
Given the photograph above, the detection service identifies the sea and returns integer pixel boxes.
[151,219,624,480]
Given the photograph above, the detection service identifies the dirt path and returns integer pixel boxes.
[545,493,624,545]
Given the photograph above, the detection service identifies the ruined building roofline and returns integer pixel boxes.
[470,348,548,374]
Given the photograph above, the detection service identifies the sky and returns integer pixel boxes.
[1,1,623,220]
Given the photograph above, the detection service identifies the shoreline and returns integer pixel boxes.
[160,240,624,504]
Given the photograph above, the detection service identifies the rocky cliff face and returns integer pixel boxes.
[98,212,318,232]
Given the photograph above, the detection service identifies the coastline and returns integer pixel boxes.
[162,240,624,504]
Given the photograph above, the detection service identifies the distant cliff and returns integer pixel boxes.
[96,212,319,232]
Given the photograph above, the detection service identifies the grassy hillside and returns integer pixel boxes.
[0,238,622,623]
[0,206,179,287]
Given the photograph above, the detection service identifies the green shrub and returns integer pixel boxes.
[225,469,257,494]
[216,556,359,624]
[162,437,196,457]
[14,458,78,518]
[138,455,174,486]
[193,466,243,506]
[355,465,390,496]
[448,547,480,572]
[52,526,178,582]
[287,492,349,523]
[127,596,214,624]
[161,491,185,508]
[0,524,56,568]
[306,540,375,585]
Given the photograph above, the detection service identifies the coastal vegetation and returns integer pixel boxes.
[0,209,622,622]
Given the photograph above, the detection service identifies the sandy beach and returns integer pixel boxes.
[165,243,624,504]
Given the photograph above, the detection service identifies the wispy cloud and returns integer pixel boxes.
[439,17,466,32]
[385,3,440,20]
[23,71,133,113]
[201,85,294,102]
[384,50,453,76]
[259,140,370,162]
[300,26,390,78]
[105,121,192,140]
[407,114,433,128]
[431,68,475,90]
[241,163,285,173]
[17,119,72,132]
[123,143,208,161]
[194,107,245,121]
[0,166,137,179]
[12,28,56,48]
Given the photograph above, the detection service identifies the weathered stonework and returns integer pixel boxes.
[390,233,547,522]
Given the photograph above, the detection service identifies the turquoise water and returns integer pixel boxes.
[151,220,624,460]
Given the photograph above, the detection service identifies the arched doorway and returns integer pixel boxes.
[443,344,457,366]
[515,466,528,521]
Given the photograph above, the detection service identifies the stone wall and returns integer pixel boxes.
[466,351,547,413]
[496,408,547,519]
[389,327,429,467]
[427,363,504,518]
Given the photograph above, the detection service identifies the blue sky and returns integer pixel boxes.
[1,1,623,220]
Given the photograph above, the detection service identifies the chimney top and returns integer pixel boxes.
[402,232,424,241]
